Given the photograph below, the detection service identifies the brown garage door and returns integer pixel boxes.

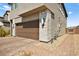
[16,20,39,39]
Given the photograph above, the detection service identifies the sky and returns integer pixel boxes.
[65,3,79,27]
[0,3,79,27]
[0,3,11,17]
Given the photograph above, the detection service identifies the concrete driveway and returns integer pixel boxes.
[0,34,79,56]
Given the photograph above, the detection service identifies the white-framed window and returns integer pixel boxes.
[42,12,47,28]
[11,3,17,10]
[39,11,47,28]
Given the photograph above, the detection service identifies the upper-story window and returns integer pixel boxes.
[10,3,17,10]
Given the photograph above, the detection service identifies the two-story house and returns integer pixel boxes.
[0,17,4,26]
[9,3,67,42]
[0,11,10,27]
[3,11,10,27]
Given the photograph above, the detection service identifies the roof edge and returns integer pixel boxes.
[61,3,68,17]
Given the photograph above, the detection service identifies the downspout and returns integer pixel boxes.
[12,19,16,37]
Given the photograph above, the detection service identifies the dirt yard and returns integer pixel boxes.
[0,34,79,56]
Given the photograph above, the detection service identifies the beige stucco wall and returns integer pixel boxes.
[22,13,39,22]
[39,8,67,42]
[10,3,44,19]
[45,3,67,38]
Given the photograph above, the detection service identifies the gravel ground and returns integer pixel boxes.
[0,34,79,56]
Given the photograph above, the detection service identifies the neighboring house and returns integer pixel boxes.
[0,17,4,26]
[3,11,10,27]
[9,3,67,42]
[0,11,10,31]
[66,26,79,34]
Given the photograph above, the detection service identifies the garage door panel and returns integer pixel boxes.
[16,20,39,39]
[23,20,39,28]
